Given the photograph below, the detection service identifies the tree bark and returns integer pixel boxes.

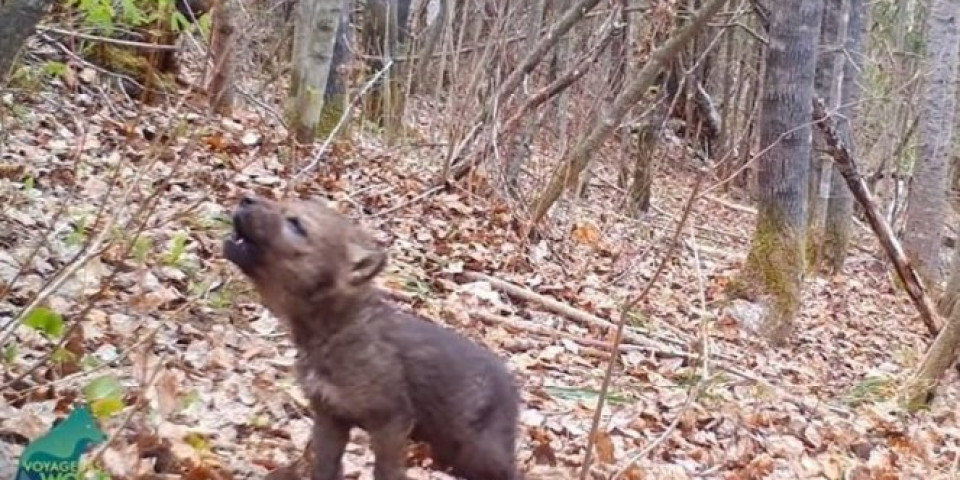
[807,0,845,270]
[939,247,960,317]
[903,0,960,288]
[362,0,412,137]
[626,102,668,216]
[822,0,866,272]
[0,0,55,83]
[411,0,445,94]
[316,0,355,137]
[528,0,729,225]
[733,0,822,345]
[207,0,237,116]
[504,0,549,196]
[287,0,344,143]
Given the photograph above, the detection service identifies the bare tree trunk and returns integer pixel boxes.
[504,1,549,195]
[287,0,344,143]
[208,0,237,116]
[903,0,960,288]
[319,0,355,136]
[807,0,845,271]
[528,0,728,224]
[732,0,823,345]
[0,0,55,83]
[412,0,445,94]
[625,100,669,216]
[822,0,866,272]
[362,0,412,139]
[552,0,574,156]
[576,0,630,200]
[939,247,960,316]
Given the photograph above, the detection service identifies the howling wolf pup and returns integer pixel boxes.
[223,195,523,480]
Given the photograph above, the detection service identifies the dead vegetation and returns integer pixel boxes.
[2,1,960,479]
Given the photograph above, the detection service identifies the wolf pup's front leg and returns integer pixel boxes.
[311,409,350,480]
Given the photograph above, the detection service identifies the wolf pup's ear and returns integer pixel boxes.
[346,242,387,285]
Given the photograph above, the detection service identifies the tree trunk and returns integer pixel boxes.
[626,102,668,216]
[287,0,344,143]
[0,0,55,83]
[901,243,960,409]
[903,0,960,289]
[732,0,822,345]
[528,0,729,224]
[504,1,549,196]
[318,0,355,137]
[939,247,960,316]
[362,0,412,138]
[807,0,845,271]
[207,0,237,116]
[411,0,445,94]
[822,0,866,272]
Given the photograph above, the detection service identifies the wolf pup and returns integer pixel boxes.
[223,195,523,480]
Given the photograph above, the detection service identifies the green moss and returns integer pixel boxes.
[286,85,324,142]
[86,45,149,77]
[6,65,44,91]
[316,94,346,139]
[732,210,805,344]
[84,44,178,97]
[844,375,896,407]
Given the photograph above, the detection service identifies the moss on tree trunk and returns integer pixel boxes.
[734,212,805,344]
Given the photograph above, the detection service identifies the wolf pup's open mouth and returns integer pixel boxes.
[223,200,263,275]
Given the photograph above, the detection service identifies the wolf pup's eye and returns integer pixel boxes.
[286,216,307,237]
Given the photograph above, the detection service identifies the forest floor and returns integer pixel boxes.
[2,67,960,480]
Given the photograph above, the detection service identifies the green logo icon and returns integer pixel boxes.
[15,404,107,480]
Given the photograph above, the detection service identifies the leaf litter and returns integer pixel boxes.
[1,65,959,480]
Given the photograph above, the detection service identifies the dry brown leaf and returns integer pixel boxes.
[156,369,181,418]
[593,430,616,464]
[570,221,601,245]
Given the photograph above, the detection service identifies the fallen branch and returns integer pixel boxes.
[812,98,942,335]
[39,26,180,51]
[704,194,757,214]
[472,309,786,392]
[460,270,690,350]
[471,310,690,359]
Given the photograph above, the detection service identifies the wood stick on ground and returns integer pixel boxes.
[460,270,690,349]
[471,310,771,382]
[471,310,688,358]
[812,98,942,335]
